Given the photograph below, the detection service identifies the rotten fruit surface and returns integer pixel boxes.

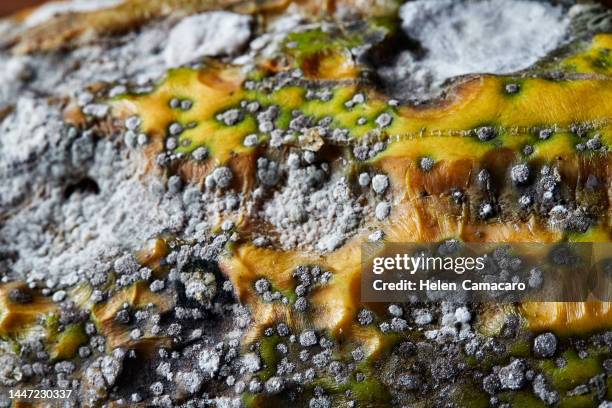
[0,0,611,407]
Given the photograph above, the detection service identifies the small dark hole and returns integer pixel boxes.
[64,177,100,198]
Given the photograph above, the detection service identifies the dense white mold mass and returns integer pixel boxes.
[262,169,364,252]
[0,96,61,164]
[0,4,320,286]
[0,20,172,108]
[164,11,253,67]
[379,0,572,100]
[0,129,183,286]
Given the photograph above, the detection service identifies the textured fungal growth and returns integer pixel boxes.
[0,0,611,407]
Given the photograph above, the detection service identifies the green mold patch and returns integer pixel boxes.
[257,335,282,381]
[562,34,612,76]
[455,383,490,408]
[314,373,391,406]
[345,376,391,405]
[241,392,260,408]
[559,394,601,408]
[508,339,531,358]
[589,49,611,74]
[283,28,362,64]
[538,350,604,392]
[49,323,88,361]
[567,225,612,243]
[280,17,396,71]
[498,391,547,408]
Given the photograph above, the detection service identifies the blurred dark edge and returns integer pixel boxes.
[0,0,50,17]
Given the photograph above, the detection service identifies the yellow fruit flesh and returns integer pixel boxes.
[220,239,390,354]
[92,281,174,353]
[0,283,57,337]
[114,41,612,342]
[521,302,612,335]
[115,69,612,168]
